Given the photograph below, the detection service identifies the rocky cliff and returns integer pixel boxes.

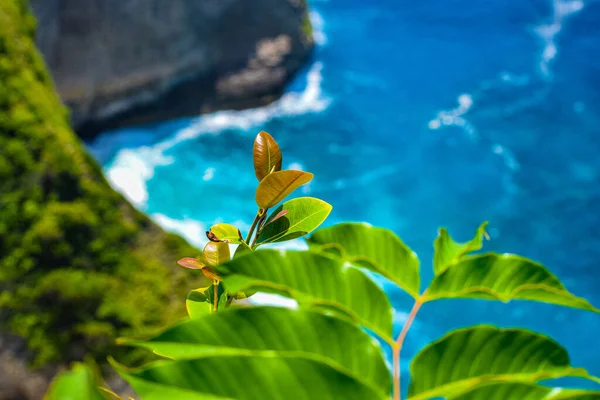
[0,1,209,397]
[29,0,313,138]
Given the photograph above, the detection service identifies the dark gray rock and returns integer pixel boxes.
[29,0,313,138]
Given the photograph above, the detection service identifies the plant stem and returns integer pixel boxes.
[393,296,424,400]
[245,211,262,243]
[250,210,268,249]
[213,283,219,312]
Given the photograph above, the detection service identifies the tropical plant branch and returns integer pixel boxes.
[213,283,219,312]
[393,295,425,400]
[245,211,262,243]
[250,210,269,249]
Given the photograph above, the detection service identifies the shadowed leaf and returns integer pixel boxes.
[112,355,387,400]
[452,382,600,400]
[120,307,391,394]
[234,242,252,259]
[408,326,597,400]
[257,197,332,244]
[255,170,314,209]
[266,209,289,224]
[185,288,212,318]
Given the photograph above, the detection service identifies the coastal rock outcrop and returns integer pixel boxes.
[29,0,313,137]
[0,2,209,397]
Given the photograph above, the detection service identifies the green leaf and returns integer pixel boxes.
[407,325,596,400]
[234,241,253,259]
[209,223,243,244]
[217,291,228,310]
[257,197,332,244]
[185,288,212,318]
[423,253,599,312]
[550,390,600,400]
[112,355,387,400]
[253,131,283,181]
[217,250,394,341]
[451,382,551,400]
[44,362,107,400]
[119,307,390,394]
[255,170,314,209]
[433,221,488,275]
[308,222,421,298]
[452,382,600,400]
[202,241,231,267]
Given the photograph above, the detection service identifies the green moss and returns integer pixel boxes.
[301,4,313,41]
[0,0,208,368]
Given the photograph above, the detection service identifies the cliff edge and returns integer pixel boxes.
[29,0,314,138]
[0,1,209,397]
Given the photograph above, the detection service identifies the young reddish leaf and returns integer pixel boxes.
[253,131,283,181]
[202,267,221,282]
[255,170,314,209]
[177,257,205,270]
[264,210,289,226]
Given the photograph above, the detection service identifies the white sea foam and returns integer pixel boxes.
[105,9,329,209]
[534,0,584,78]
[310,11,327,46]
[105,61,331,209]
[428,93,477,138]
[151,213,208,248]
[249,293,299,309]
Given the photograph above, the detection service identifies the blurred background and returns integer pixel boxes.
[1,0,599,398]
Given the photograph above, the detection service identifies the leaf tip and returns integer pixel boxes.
[177,257,205,269]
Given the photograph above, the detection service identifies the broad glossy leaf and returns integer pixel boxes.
[217,250,393,341]
[120,307,390,394]
[202,241,231,267]
[255,170,314,209]
[423,253,599,312]
[308,223,421,298]
[453,382,600,400]
[44,362,107,400]
[257,197,332,244]
[185,288,212,318]
[113,355,387,400]
[234,241,252,258]
[433,222,488,275]
[209,223,243,244]
[253,131,282,181]
[408,326,595,400]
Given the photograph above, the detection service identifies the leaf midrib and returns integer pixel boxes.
[123,344,389,397]
[407,368,592,400]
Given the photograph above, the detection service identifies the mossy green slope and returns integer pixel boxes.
[0,0,205,367]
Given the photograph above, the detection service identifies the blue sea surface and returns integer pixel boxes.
[89,0,600,392]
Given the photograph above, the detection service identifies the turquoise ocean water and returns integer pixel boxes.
[89,0,600,390]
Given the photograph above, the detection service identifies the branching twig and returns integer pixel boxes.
[393,295,425,400]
